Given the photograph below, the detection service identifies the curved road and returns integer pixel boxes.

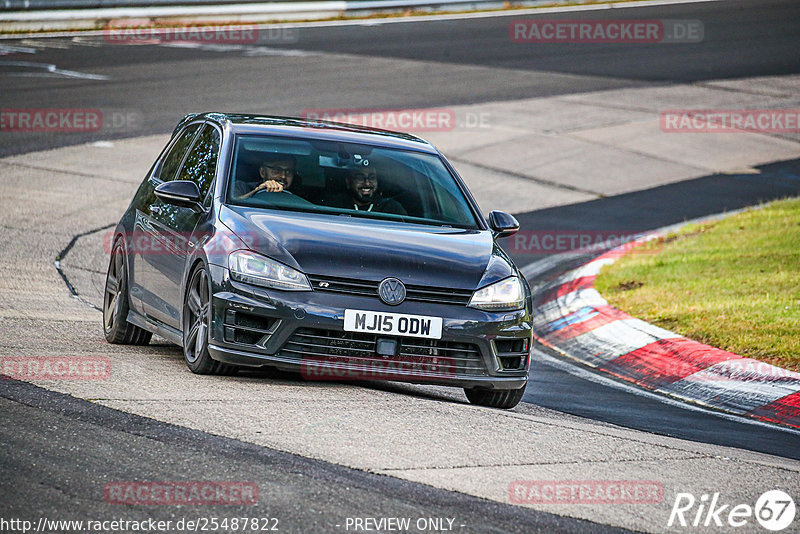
[1,0,800,532]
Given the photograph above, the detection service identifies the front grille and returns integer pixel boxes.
[307,275,473,306]
[279,328,486,377]
[223,310,278,347]
[494,337,530,371]
[496,339,527,353]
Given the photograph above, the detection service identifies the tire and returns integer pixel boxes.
[182,265,236,375]
[464,385,526,409]
[103,239,152,345]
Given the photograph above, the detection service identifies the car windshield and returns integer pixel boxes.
[226,134,480,229]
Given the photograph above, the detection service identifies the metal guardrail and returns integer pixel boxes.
[0,0,563,32]
[2,0,322,11]
[1,0,552,11]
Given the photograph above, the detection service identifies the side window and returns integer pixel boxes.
[157,123,201,182]
[176,124,221,199]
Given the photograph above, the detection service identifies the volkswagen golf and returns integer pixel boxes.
[103,113,532,409]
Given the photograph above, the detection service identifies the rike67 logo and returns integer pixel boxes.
[668,490,796,531]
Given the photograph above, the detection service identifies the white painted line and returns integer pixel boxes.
[20,38,72,48]
[0,60,108,80]
[159,42,318,56]
[0,44,36,54]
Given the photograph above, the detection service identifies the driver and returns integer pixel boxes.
[235,155,296,199]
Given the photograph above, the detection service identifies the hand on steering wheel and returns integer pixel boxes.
[255,179,285,193]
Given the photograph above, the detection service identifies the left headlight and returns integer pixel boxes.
[468,276,524,311]
[228,250,311,291]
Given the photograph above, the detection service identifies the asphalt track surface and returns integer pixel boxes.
[1,379,623,534]
[2,0,800,531]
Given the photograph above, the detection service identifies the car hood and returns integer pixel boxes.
[220,205,508,290]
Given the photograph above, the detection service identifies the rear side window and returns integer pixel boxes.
[176,124,221,199]
[157,123,201,182]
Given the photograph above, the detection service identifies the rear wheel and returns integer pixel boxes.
[182,265,235,375]
[464,385,526,409]
[103,240,152,345]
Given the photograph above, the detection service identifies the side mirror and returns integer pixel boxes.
[155,181,205,213]
[488,210,519,238]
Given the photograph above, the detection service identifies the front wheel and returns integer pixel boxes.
[103,240,152,345]
[182,265,235,375]
[464,385,526,409]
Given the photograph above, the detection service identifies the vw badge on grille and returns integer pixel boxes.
[378,277,406,305]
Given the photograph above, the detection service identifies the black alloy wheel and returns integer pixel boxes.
[103,240,152,345]
[183,265,235,375]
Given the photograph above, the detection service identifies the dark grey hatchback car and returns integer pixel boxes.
[104,113,532,408]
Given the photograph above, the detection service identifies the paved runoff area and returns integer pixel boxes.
[2,75,800,532]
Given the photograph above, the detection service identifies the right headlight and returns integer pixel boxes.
[228,250,311,291]
[468,276,524,311]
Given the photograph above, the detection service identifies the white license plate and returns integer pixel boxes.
[343,309,443,340]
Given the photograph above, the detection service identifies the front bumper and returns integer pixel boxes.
[206,264,532,390]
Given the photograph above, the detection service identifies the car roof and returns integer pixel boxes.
[177,112,440,154]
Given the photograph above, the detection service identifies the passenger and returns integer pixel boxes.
[331,166,406,215]
[235,155,296,199]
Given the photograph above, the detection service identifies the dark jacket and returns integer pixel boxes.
[326,193,407,215]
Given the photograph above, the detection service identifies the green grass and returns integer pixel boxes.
[594,197,800,371]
